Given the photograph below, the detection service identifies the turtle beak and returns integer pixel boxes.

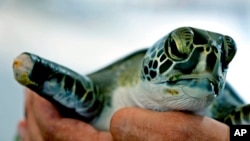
[181,78,218,99]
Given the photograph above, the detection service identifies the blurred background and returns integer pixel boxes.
[0,0,250,140]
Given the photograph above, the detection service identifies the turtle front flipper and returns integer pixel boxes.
[13,52,103,122]
[224,104,250,125]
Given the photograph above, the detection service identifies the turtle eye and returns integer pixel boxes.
[221,35,237,68]
[165,27,194,61]
[166,37,189,61]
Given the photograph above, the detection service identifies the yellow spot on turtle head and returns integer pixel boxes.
[166,88,179,96]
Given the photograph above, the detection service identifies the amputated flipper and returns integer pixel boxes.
[224,104,250,125]
[13,52,103,122]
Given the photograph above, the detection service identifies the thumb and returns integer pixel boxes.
[110,107,174,141]
[110,107,230,141]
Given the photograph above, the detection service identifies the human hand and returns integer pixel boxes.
[110,108,230,141]
[17,89,112,141]
[17,89,230,141]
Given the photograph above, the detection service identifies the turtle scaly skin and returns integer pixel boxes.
[13,27,249,130]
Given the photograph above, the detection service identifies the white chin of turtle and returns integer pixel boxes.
[167,79,217,111]
[135,78,218,113]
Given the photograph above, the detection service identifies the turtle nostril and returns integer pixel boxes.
[205,46,211,53]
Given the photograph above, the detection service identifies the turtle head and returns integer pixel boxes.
[140,27,236,111]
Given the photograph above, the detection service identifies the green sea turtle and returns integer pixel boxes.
[13,27,250,130]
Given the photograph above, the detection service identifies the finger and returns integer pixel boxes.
[28,90,59,140]
[30,90,113,141]
[25,89,44,141]
[17,120,30,141]
[111,107,173,141]
[110,107,229,141]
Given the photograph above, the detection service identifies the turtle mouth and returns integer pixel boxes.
[183,80,219,98]
[159,73,220,95]
[157,77,220,97]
